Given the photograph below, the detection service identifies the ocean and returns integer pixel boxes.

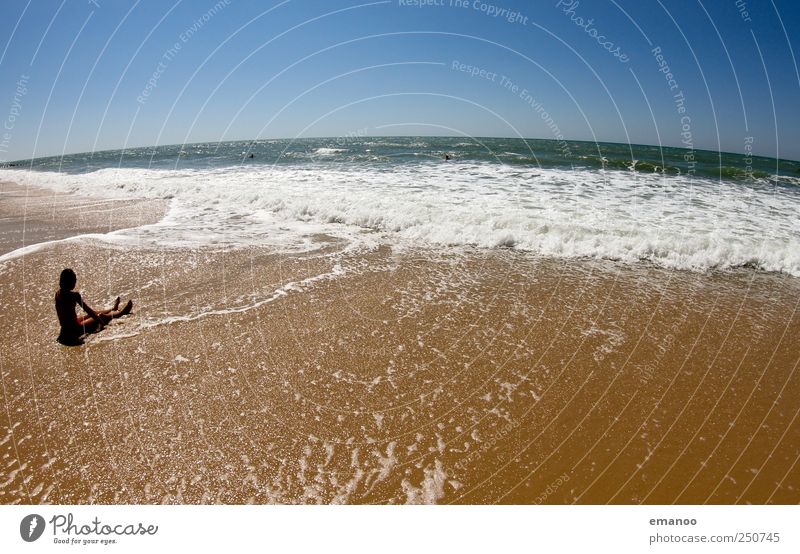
[2,136,798,275]
[2,137,799,505]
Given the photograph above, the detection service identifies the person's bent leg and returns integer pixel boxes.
[100,300,132,320]
[77,300,133,333]
[77,315,101,333]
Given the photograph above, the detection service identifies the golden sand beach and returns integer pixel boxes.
[1,183,798,504]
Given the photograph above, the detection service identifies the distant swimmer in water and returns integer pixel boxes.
[248,153,254,159]
[54,268,133,346]
[444,154,452,161]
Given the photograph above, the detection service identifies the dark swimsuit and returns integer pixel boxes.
[55,290,84,346]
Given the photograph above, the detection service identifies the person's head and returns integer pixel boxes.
[59,268,77,291]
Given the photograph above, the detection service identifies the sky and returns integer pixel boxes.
[0,0,799,161]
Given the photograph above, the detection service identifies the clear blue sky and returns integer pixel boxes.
[1,0,798,161]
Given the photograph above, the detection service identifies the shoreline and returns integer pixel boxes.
[0,182,798,504]
[0,181,168,257]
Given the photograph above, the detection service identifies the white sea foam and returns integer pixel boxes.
[1,163,798,275]
[312,147,347,156]
[401,459,448,504]
[91,263,346,343]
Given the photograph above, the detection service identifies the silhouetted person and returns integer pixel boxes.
[54,268,132,346]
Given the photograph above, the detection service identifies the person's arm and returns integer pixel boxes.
[76,293,105,329]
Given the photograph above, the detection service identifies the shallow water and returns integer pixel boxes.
[1,238,797,504]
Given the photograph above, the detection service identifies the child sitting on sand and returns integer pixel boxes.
[54,268,132,346]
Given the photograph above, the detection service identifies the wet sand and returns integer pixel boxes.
[0,181,167,256]
[0,184,798,504]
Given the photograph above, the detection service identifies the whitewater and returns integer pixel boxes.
[1,158,797,276]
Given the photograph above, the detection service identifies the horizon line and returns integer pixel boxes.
[2,135,798,166]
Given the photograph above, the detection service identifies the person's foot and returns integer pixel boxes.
[120,299,133,316]
[113,296,121,310]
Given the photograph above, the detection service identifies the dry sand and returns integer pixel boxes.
[0,183,798,504]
